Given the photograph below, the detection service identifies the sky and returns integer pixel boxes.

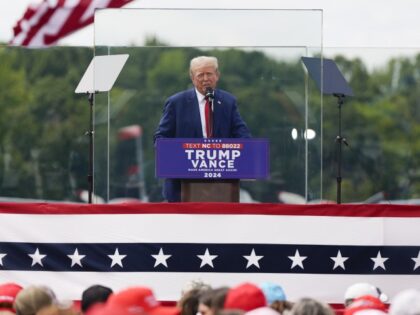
[1,0,420,68]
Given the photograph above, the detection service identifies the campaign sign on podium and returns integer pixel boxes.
[155,138,269,179]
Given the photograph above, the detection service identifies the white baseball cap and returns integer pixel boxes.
[344,283,388,304]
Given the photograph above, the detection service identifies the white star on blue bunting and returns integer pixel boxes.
[0,253,6,266]
[371,251,389,270]
[29,248,46,267]
[330,250,349,270]
[108,248,126,268]
[152,248,172,268]
[288,249,307,269]
[197,248,218,268]
[0,242,418,274]
[68,248,86,267]
[243,248,263,269]
[411,251,420,270]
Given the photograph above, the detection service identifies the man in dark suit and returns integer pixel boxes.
[154,56,251,202]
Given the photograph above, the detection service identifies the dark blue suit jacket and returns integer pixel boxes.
[154,88,251,202]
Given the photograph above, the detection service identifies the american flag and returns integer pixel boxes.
[10,0,133,47]
[0,202,419,303]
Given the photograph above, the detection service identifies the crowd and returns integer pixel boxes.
[0,281,419,315]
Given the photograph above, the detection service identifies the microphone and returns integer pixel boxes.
[204,87,214,138]
[205,87,214,101]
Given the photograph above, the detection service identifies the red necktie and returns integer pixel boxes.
[205,99,212,138]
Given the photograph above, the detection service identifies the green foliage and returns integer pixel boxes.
[0,46,91,199]
[0,44,419,202]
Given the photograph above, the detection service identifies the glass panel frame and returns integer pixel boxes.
[93,8,324,203]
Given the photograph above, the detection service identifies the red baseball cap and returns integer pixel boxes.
[0,283,23,313]
[107,287,180,315]
[87,302,145,315]
[344,295,387,315]
[224,283,266,312]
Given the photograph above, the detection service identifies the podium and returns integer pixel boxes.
[181,179,239,202]
[155,138,269,202]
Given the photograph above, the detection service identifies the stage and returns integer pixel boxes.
[0,202,419,304]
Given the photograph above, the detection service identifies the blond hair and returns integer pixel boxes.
[190,56,219,76]
[36,305,78,315]
[14,287,55,315]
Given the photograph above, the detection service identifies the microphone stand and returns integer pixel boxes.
[86,92,97,204]
[209,97,214,138]
[333,93,349,204]
[301,57,353,204]
[205,88,215,138]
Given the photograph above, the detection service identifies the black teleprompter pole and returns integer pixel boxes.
[334,94,349,204]
[86,92,97,204]
[301,57,354,204]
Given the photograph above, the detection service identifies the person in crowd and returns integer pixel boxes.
[389,289,420,315]
[178,289,207,315]
[81,285,113,314]
[178,280,212,315]
[290,298,334,315]
[14,286,56,315]
[106,286,180,315]
[197,289,215,315]
[154,55,251,202]
[224,283,266,312]
[218,310,245,315]
[180,280,212,298]
[210,287,230,315]
[245,306,282,315]
[82,302,140,315]
[0,283,23,315]
[260,282,293,315]
[344,283,387,307]
[36,304,78,315]
[343,295,387,315]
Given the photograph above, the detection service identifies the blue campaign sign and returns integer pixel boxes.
[155,138,269,179]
